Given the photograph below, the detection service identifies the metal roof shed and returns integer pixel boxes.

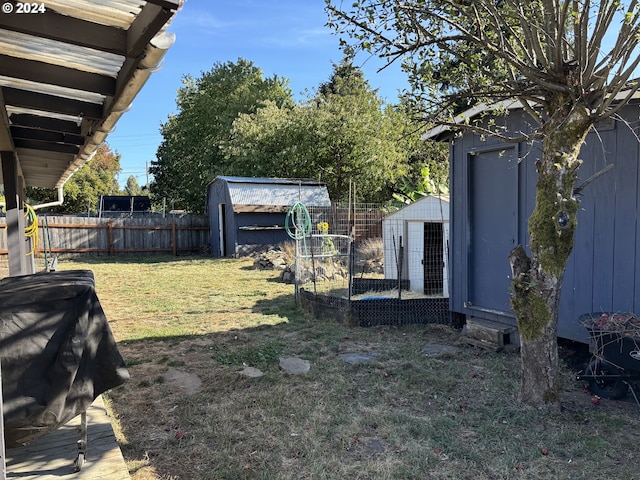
[207,176,331,257]
[382,195,450,297]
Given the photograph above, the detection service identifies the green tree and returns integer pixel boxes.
[224,58,427,202]
[309,59,408,201]
[150,58,294,213]
[327,0,640,406]
[27,143,121,213]
[390,100,450,206]
[124,175,144,196]
[221,99,299,179]
[391,163,448,208]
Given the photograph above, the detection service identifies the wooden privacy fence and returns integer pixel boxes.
[0,215,210,256]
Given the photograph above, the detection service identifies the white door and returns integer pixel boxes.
[407,221,424,293]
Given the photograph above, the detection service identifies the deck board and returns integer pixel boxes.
[5,396,129,479]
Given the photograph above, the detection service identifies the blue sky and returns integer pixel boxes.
[108,0,409,188]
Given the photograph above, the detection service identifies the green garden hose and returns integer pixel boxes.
[285,201,312,240]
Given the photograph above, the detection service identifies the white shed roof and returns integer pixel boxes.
[384,195,450,222]
[228,183,331,208]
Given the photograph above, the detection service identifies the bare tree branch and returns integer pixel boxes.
[328,0,640,129]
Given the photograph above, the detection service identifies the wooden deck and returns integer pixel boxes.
[5,396,130,479]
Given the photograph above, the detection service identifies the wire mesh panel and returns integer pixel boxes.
[290,203,385,296]
[290,201,452,327]
[294,234,352,296]
[306,203,384,239]
[423,222,445,295]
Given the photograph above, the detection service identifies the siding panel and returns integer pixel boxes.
[450,102,640,342]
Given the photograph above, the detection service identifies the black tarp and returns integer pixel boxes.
[0,270,129,447]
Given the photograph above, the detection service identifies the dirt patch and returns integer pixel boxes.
[162,368,202,395]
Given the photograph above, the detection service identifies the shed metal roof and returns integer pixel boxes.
[228,183,331,209]
[215,175,328,187]
[213,176,331,210]
[0,0,182,190]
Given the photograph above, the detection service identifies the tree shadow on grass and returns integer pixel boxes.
[251,292,300,318]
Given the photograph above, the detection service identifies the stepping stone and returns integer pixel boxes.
[279,357,310,374]
[339,352,377,365]
[422,344,461,357]
[239,366,264,378]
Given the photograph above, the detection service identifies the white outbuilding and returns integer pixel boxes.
[382,195,450,297]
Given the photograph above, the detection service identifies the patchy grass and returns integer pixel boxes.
[60,255,640,480]
[64,255,296,341]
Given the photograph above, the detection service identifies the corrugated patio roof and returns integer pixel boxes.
[0,0,182,190]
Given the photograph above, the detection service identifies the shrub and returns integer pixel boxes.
[358,237,383,262]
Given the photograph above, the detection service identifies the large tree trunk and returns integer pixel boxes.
[509,100,592,407]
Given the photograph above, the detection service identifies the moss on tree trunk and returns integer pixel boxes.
[509,100,591,406]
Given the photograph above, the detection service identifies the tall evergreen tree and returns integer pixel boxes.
[125,176,144,196]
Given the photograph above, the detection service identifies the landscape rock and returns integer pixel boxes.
[279,357,311,374]
[253,250,290,270]
[362,437,386,453]
[239,367,264,378]
[280,269,295,284]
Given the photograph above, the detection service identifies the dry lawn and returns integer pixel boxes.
[53,255,640,480]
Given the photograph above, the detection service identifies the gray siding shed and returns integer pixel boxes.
[206,176,331,257]
[446,102,640,343]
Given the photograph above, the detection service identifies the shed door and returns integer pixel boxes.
[407,221,424,293]
[218,203,227,257]
[468,149,518,314]
[407,221,446,296]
